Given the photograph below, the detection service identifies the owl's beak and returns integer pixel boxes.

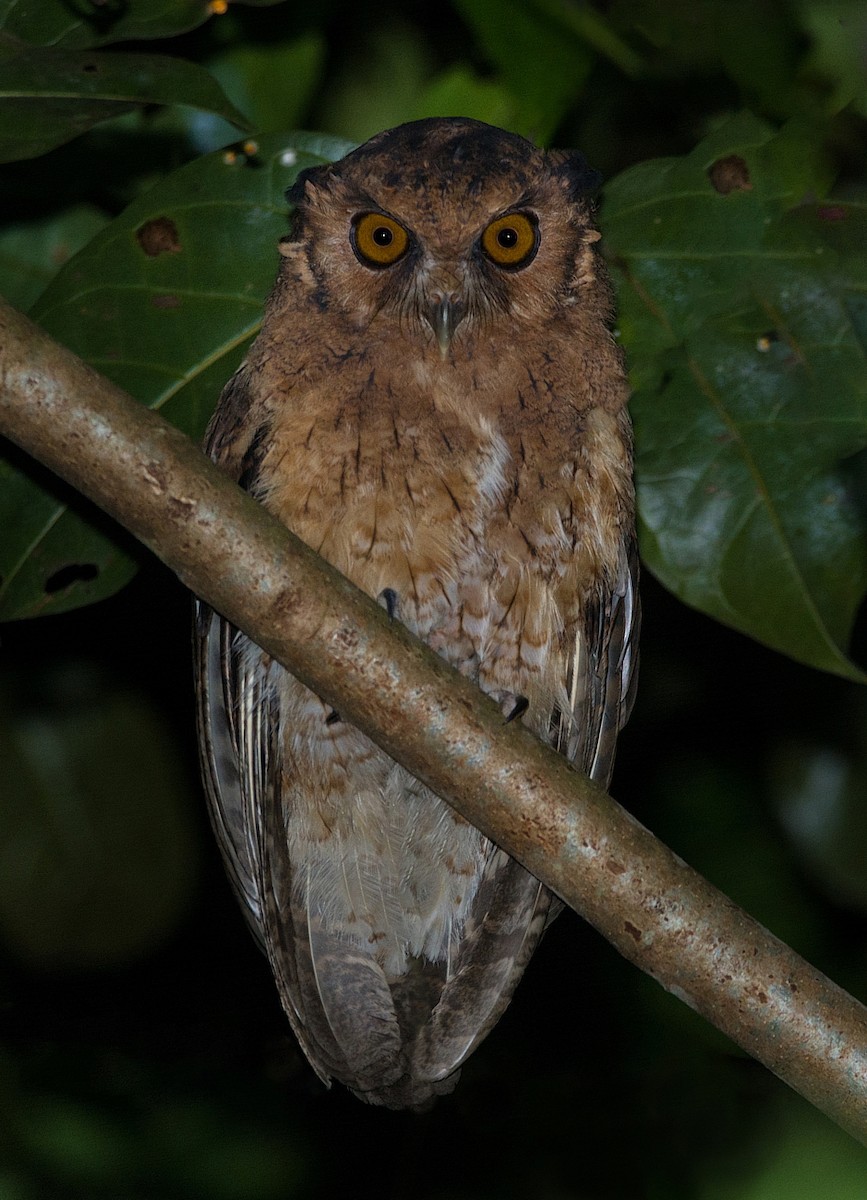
[426,293,466,358]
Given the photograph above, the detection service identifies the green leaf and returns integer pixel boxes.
[452,0,594,142]
[11,1076,309,1197]
[208,30,325,135]
[530,0,643,77]
[314,21,433,142]
[698,1089,867,1198]
[17,1096,134,1189]
[0,202,109,310]
[796,0,867,118]
[0,36,253,163]
[604,113,867,680]
[0,443,143,620]
[607,0,804,117]
[0,0,287,50]
[0,130,354,620]
[413,66,525,135]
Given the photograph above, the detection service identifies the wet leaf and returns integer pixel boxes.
[604,113,867,680]
[0,130,354,620]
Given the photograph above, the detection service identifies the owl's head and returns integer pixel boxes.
[283,118,605,356]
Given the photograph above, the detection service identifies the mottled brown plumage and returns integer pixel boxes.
[195,118,638,1108]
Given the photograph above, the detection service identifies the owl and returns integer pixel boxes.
[195,117,639,1109]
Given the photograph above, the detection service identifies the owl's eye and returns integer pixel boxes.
[481,212,539,269]
[351,213,410,268]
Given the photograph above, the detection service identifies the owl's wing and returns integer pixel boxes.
[195,382,425,1100]
[196,589,553,1106]
[194,370,271,944]
[196,608,455,1106]
[196,608,383,1090]
[195,607,266,946]
[409,848,550,1088]
[406,542,640,1088]
[560,535,640,790]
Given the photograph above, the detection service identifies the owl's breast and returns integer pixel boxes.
[258,365,515,651]
[256,348,627,702]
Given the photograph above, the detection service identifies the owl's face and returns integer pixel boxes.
[284,119,603,357]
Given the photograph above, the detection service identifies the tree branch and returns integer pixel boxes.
[2,295,866,1140]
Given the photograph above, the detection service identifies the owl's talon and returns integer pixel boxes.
[505,695,529,724]
[379,588,399,620]
[325,708,341,726]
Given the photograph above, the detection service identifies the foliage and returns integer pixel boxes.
[2,0,866,680]
[1,0,867,1195]
[605,114,867,681]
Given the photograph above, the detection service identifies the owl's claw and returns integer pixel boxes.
[325,708,341,726]
[505,695,529,724]
[379,588,399,620]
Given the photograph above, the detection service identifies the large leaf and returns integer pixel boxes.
[0,35,252,163]
[0,130,354,620]
[603,113,867,680]
[0,0,288,50]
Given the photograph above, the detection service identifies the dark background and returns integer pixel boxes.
[2,1,867,1195]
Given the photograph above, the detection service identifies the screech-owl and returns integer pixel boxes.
[195,117,639,1109]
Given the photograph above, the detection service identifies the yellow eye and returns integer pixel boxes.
[481,212,539,269]
[351,213,410,267]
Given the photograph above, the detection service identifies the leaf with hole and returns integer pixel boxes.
[603,113,867,680]
[0,131,354,620]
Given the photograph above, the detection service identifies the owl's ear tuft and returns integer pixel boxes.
[548,150,603,199]
[286,164,333,208]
